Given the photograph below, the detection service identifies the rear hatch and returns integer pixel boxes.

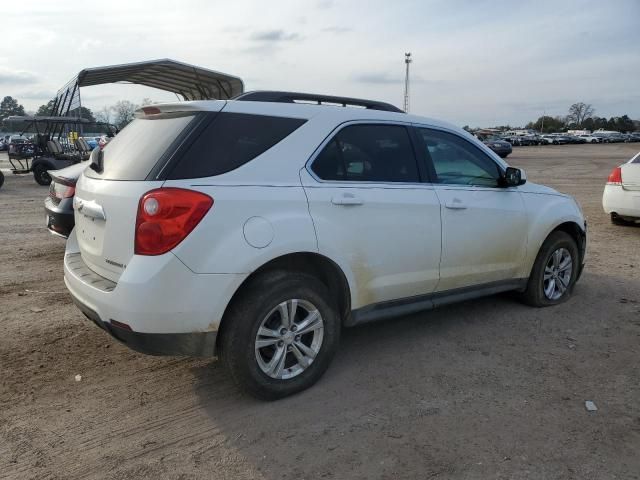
[621,155,640,191]
[74,102,225,281]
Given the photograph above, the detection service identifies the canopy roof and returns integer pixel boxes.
[74,59,244,100]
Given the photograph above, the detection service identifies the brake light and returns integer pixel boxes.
[607,166,622,185]
[142,106,161,115]
[135,188,213,256]
[49,181,75,199]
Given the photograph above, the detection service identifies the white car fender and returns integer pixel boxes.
[167,182,320,275]
[518,190,585,278]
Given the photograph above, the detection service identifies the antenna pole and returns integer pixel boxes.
[403,52,412,113]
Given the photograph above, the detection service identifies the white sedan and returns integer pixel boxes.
[603,152,640,224]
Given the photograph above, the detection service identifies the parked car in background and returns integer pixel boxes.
[44,160,90,237]
[63,92,586,399]
[540,135,561,145]
[621,133,639,143]
[566,135,587,144]
[595,133,625,143]
[577,134,600,143]
[83,137,98,149]
[480,136,512,158]
[603,151,640,225]
[7,135,35,160]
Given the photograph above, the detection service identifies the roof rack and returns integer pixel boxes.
[234,91,404,113]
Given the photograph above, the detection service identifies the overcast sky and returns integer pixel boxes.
[1,0,638,127]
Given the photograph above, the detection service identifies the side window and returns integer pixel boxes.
[418,128,502,187]
[311,124,420,183]
[167,112,306,179]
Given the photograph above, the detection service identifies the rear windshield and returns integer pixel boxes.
[166,112,307,179]
[84,113,196,180]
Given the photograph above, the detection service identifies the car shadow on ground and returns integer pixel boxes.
[184,269,640,474]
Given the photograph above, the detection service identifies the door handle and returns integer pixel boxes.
[331,193,364,206]
[444,198,467,210]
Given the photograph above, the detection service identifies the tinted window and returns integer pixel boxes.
[167,112,306,179]
[85,113,197,180]
[418,128,501,187]
[312,124,419,182]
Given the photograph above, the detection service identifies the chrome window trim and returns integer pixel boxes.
[304,119,432,187]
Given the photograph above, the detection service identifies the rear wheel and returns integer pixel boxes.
[33,164,51,186]
[521,231,579,307]
[220,271,340,400]
[611,213,637,226]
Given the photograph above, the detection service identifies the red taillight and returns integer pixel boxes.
[607,166,622,185]
[134,188,213,256]
[49,181,75,199]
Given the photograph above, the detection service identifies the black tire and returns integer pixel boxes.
[0,170,4,190]
[611,213,636,226]
[521,231,579,307]
[220,271,341,400]
[33,164,52,186]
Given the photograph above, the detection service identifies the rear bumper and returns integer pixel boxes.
[71,293,217,356]
[602,184,640,218]
[63,229,248,356]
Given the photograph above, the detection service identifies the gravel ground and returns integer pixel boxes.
[1,144,639,480]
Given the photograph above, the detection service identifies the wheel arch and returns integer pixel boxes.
[550,221,586,259]
[216,251,352,351]
[523,220,586,281]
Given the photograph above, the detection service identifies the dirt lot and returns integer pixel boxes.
[1,144,639,480]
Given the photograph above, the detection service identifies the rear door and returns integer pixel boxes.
[74,104,225,281]
[414,126,528,291]
[301,122,441,307]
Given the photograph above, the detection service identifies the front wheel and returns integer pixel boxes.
[220,271,340,400]
[521,231,579,307]
[33,164,51,186]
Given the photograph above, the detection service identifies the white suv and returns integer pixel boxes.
[64,92,587,399]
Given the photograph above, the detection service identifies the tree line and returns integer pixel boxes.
[0,95,153,130]
[525,103,637,133]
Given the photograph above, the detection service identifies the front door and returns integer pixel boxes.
[415,127,528,292]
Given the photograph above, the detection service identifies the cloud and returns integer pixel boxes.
[0,68,38,85]
[322,26,352,34]
[16,90,56,101]
[250,30,300,42]
[354,72,401,85]
[316,0,334,8]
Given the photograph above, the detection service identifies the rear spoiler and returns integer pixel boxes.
[134,101,227,118]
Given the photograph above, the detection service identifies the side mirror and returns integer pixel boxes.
[503,167,526,187]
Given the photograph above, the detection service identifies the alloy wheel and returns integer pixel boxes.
[543,247,573,300]
[255,299,324,380]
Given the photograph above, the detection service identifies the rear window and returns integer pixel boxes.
[84,113,196,180]
[166,112,306,179]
